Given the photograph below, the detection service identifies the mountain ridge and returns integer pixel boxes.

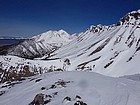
[0,9,140,83]
[47,9,140,76]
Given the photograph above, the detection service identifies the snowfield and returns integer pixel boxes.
[0,71,140,105]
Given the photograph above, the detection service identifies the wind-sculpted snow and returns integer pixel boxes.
[0,72,140,105]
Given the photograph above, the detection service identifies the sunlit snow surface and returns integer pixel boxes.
[0,71,140,105]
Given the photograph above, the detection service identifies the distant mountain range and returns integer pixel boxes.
[0,36,27,39]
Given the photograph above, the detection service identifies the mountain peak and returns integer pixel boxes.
[43,29,69,37]
[129,9,140,14]
[58,29,68,34]
[31,29,73,48]
[116,9,140,26]
[57,29,70,37]
[32,29,70,41]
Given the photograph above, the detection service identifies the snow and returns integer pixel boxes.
[0,71,140,105]
[0,55,64,71]
[4,29,74,59]
[1,20,140,77]
[0,9,140,105]
[33,29,72,46]
[47,22,140,77]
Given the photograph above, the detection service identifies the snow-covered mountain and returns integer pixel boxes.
[48,9,140,76]
[0,9,140,82]
[1,71,140,105]
[32,29,71,45]
[0,30,73,59]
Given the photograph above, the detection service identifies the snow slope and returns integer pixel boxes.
[0,55,64,83]
[0,71,140,105]
[47,9,140,76]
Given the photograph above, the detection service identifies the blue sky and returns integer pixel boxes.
[0,0,140,37]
